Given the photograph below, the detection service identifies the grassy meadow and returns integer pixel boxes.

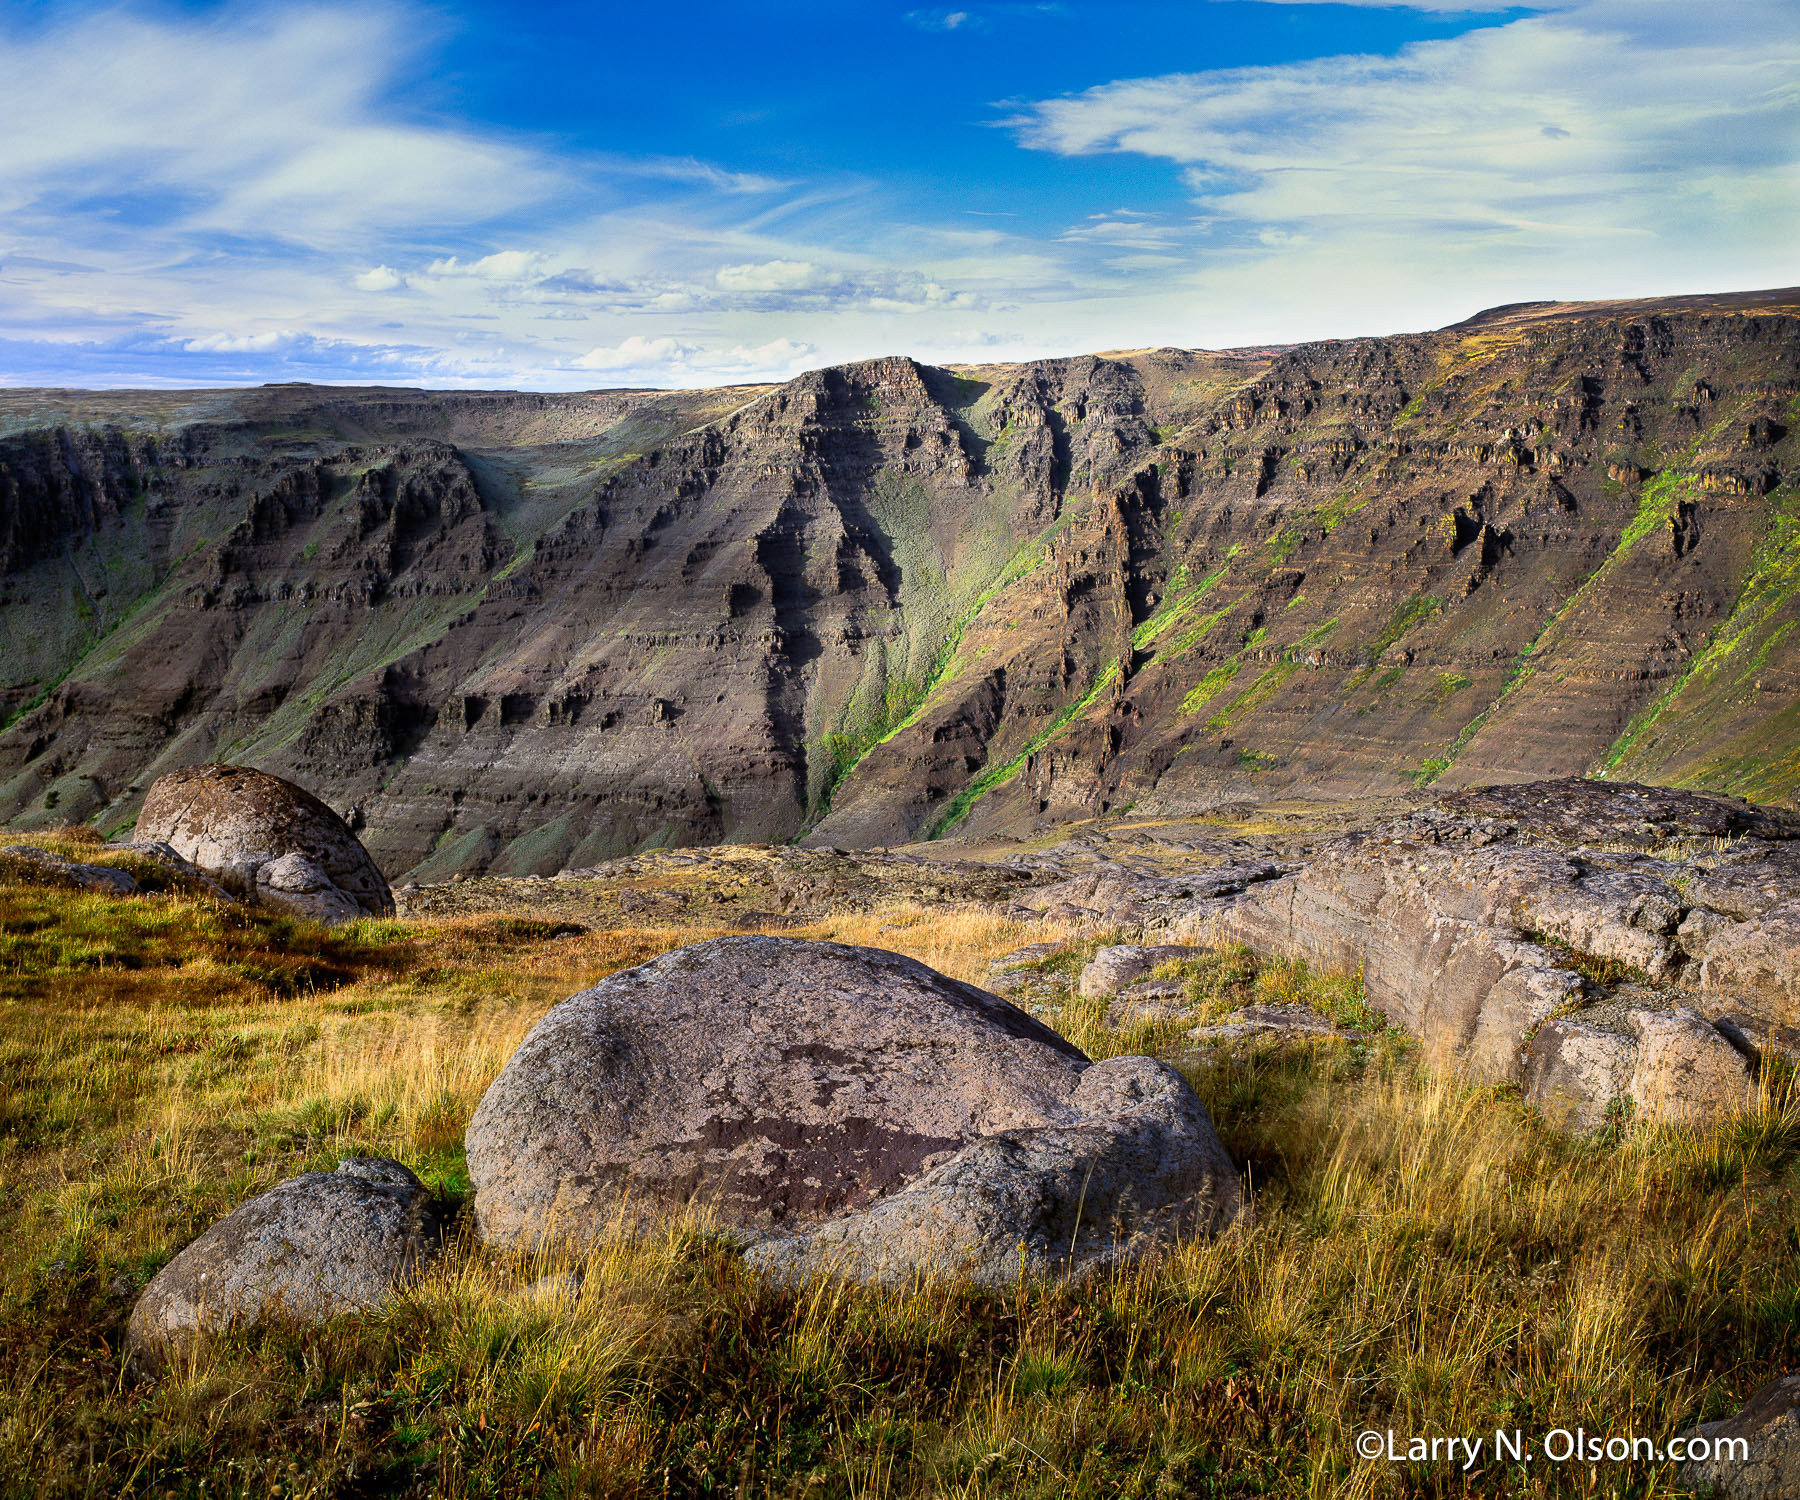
[0,830,1796,1496]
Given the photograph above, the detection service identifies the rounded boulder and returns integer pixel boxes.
[134,764,392,923]
[465,935,1242,1279]
[127,1159,443,1368]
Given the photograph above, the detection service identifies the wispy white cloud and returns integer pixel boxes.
[905,9,984,31]
[0,7,560,250]
[1007,0,1800,333]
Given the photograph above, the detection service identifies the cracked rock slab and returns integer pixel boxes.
[1700,900,1800,1024]
[1523,1007,1756,1131]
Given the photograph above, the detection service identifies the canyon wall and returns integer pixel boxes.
[1,290,1795,876]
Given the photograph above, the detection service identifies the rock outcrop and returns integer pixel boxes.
[1523,1007,1756,1131]
[465,936,1240,1279]
[134,764,393,923]
[1190,781,1794,1129]
[127,1159,443,1368]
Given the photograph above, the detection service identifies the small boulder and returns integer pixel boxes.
[134,764,392,923]
[0,844,139,896]
[1077,944,1198,998]
[1678,1374,1800,1499]
[127,1159,442,1368]
[465,936,1241,1279]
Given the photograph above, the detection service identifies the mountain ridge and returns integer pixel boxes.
[2,288,1796,878]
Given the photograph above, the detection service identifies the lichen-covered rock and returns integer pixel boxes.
[1523,1008,1756,1131]
[135,764,392,923]
[1077,944,1197,998]
[127,1159,442,1368]
[1677,1374,1800,1499]
[1700,900,1800,1025]
[744,1056,1241,1286]
[465,937,1240,1277]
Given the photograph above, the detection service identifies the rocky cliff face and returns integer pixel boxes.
[1,289,1796,877]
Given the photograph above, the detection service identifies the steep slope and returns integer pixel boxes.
[1,289,1795,874]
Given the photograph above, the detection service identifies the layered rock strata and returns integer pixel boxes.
[1,291,1795,878]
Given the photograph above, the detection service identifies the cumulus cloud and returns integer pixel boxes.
[353,265,405,292]
[715,260,839,292]
[182,329,308,354]
[573,334,701,371]
[426,250,554,283]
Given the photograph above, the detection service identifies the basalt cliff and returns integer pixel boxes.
[2,288,1796,879]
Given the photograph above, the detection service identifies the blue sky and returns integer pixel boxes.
[1,0,1795,389]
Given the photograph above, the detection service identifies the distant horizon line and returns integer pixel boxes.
[5,283,1796,400]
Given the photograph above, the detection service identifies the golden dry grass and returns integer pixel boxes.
[0,840,1794,1496]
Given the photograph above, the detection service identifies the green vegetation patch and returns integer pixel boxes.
[928,659,1121,837]
[1365,593,1444,663]
[1180,659,1242,716]
[1205,661,1299,734]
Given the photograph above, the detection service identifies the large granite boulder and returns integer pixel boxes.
[127,1159,443,1368]
[1678,1374,1800,1499]
[134,764,393,923]
[465,936,1241,1280]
